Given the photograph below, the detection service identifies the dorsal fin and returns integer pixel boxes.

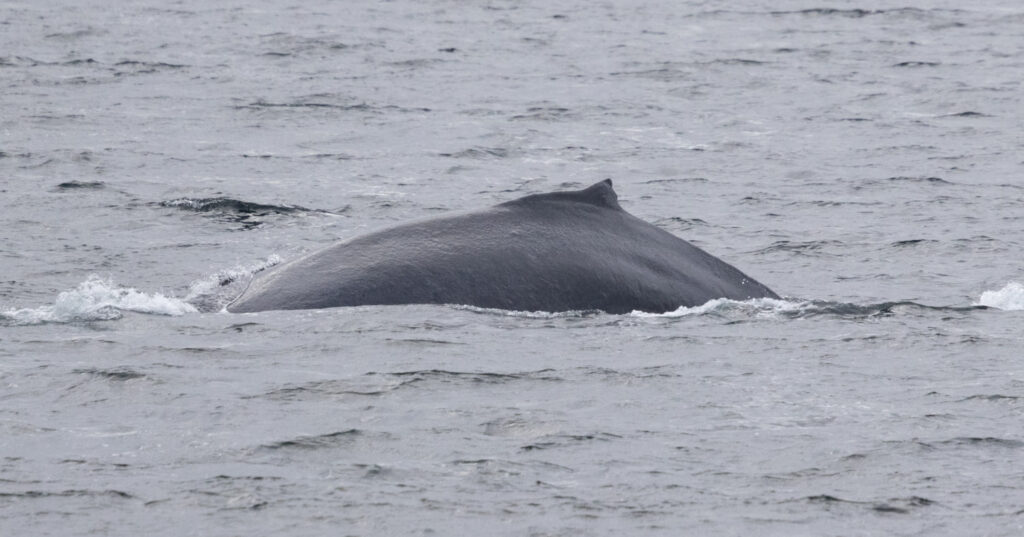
[575,179,621,209]
[500,179,622,211]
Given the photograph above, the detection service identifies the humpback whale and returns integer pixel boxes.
[228,180,778,314]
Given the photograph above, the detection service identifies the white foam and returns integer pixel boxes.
[184,254,282,310]
[1,276,197,325]
[631,297,808,318]
[450,304,593,318]
[453,297,810,319]
[976,282,1024,311]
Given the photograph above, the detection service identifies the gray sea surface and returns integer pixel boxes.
[2,0,1024,535]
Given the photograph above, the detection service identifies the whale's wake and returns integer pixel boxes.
[184,255,282,313]
[0,256,283,326]
[631,297,990,320]
[4,274,1021,326]
[0,276,196,325]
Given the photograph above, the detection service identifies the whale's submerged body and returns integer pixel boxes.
[228,180,778,314]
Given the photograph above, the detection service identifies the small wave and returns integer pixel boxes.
[943,111,991,118]
[768,7,937,18]
[240,152,353,160]
[113,60,186,69]
[253,368,559,402]
[236,100,429,115]
[113,60,186,75]
[632,298,980,320]
[704,58,767,66]
[798,493,934,514]
[521,432,622,452]
[387,368,561,384]
[72,367,146,381]
[54,180,105,190]
[886,176,952,185]
[803,494,935,514]
[889,239,938,248]
[653,216,708,231]
[958,394,1023,402]
[237,99,371,111]
[260,429,362,450]
[256,378,417,400]
[0,489,134,499]
[893,61,941,68]
[159,198,326,230]
[805,494,851,504]
[778,8,879,17]
[454,297,982,320]
[932,436,1024,448]
[159,197,310,214]
[509,106,575,121]
[62,57,99,65]
[753,239,843,256]
[976,282,1024,311]
[438,146,511,159]
[631,297,801,319]
[451,305,601,318]
[1,276,196,326]
[687,7,945,19]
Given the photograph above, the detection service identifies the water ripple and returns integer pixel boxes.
[260,429,364,450]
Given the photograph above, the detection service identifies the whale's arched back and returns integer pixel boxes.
[227,180,778,314]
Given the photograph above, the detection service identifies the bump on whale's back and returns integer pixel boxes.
[500,178,623,211]
[227,180,778,313]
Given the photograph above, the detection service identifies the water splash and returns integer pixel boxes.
[631,297,805,319]
[1,276,196,326]
[185,255,282,312]
[632,297,982,320]
[976,282,1024,311]
[1,256,284,325]
[451,305,600,318]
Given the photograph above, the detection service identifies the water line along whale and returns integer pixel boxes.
[227,180,778,314]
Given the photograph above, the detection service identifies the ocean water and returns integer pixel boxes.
[2,0,1023,535]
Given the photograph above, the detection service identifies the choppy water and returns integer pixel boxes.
[3,0,1024,535]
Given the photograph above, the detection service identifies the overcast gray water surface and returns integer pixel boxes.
[2,1,1024,535]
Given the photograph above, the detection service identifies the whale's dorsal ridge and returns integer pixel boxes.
[578,178,620,209]
[503,178,622,211]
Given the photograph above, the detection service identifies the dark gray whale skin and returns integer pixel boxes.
[227,180,778,314]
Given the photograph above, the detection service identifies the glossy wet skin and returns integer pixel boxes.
[228,180,778,313]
